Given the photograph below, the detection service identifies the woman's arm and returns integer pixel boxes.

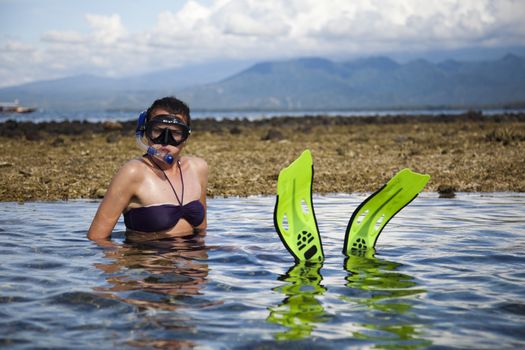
[87,161,142,241]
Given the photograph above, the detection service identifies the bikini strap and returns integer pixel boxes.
[151,157,184,206]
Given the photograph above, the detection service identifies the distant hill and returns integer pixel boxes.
[0,60,251,111]
[1,54,524,111]
[178,54,525,110]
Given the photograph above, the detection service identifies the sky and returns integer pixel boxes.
[1,0,525,88]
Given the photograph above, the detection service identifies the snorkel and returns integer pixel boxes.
[135,110,175,164]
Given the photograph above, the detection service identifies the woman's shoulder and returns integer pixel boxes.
[183,155,207,168]
[115,157,151,182]
[183,156,208,174]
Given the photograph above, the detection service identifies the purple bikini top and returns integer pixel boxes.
[124,200,205,232]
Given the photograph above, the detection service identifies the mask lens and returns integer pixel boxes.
[145,116,190,146]
[149,126,164,139]
[168,126,186,143]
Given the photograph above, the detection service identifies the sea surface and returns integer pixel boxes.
[1,107,525,123]
[1,193,524,349]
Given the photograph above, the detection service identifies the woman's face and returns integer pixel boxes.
[147,108,190,152]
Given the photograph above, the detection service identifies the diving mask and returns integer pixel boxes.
[135,111,191,165]
[145,115,191,147]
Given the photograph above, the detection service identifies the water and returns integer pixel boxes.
[2,107,524,123]
[1,193,524,349]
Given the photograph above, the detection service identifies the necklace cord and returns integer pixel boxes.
[151,157,184,205]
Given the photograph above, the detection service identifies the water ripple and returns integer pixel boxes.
[0,194,524,348]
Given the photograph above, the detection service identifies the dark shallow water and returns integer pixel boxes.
[1,193,524,349]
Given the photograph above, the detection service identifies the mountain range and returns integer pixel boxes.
[1,54,524,111]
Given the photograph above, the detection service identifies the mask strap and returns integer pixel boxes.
[136,110,148,136]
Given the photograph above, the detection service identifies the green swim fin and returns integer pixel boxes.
[274,150,324,263]
[343,168,430,256]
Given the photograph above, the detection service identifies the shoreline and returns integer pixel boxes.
[1,112,524,201]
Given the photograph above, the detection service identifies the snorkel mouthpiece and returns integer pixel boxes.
[135,110,175,165]
[135,133,175,164]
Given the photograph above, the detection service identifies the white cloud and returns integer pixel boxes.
[1,0,524,87]
[85,13,127,45]
[212,0,291,37]
[41,30,85,44]
[3,40,35,53]
[153,2,210,39]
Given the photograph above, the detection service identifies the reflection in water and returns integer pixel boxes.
[267,261,329,340]
[343,250,432,349]
[2,195,524,348]
[93,232,212,349]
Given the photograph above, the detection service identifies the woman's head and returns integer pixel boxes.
[146,96,191,126]
[134,97,192,165]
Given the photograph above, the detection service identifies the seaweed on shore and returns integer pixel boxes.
[1,112,524,201]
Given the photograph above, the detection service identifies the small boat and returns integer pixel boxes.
[0,100,36,113]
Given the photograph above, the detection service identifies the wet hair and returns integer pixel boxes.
[146,96,191,126]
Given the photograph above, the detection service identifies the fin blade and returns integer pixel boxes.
[343,169,430,255]
[274,150,324,262]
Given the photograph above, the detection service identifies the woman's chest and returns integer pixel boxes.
[135,170,202,207]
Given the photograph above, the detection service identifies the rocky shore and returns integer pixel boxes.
[1,112,524,201]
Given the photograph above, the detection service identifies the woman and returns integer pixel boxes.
[88,96,208,242]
